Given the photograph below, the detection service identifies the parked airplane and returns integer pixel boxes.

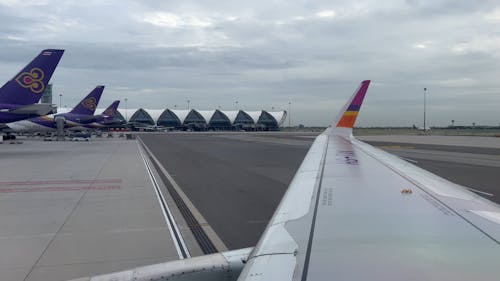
[0,49,64,124]
[78,100,122,129]
[7,85,104,132]
[70,80,500,281]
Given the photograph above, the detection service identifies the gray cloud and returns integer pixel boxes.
[0,0,499,126]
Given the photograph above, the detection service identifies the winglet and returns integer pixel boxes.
[69,85,104,115]
[330,80,371,136]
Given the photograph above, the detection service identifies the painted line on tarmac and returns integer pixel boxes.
[138,142,190,259]
[0,179,121,187]
[379,145,416,149]
[0,185,121,193]
[138,136,228,253]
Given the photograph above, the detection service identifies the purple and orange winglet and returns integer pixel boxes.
[335,80,370,128]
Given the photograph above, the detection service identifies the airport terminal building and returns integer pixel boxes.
[113,109,287,131]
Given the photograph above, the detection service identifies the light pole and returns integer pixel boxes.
[187,100,190,110]
[423,88,427,132]
[59,93,62,108]
[235,101,238,110]
[288,101,291,128]
[124,98,128,122]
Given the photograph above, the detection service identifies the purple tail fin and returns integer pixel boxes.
[102,100,120,118]
[0,49,64,105]
[69,85,104,115]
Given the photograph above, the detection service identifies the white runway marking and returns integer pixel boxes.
[138,142,191,259]
[138,136,228,252]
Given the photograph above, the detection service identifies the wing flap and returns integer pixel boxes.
[245,135,327,261]
[237,253,296,281]
[272,134,328,225]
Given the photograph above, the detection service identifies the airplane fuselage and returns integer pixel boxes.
[7,113,102,132]
[0,103,56,124]
[0,111,40,124]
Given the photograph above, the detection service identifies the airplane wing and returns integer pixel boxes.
[6,103,56,116]
[237,80,500,281]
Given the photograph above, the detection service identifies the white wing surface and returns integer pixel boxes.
[237,80,500,281]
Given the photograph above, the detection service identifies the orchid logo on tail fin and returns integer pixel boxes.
[103,108,114,117]
[103,106,117,117]
[15,68,45,94]
[81,97,97,110]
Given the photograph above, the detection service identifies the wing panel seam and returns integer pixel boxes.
[300,134,330,281]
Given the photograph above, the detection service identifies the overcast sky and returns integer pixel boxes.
[0,0,499,126]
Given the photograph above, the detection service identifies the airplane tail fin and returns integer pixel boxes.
[102,100,120,118]
[330,80,371,137]
[0,49,64,105]
[69,86,104,115]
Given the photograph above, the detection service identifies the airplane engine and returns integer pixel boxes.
[55,115,66,140]
[55,115,66,128]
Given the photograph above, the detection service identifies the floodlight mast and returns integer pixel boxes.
[288,101,291,128]
[423,87,427,132]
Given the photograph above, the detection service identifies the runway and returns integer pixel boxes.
[1,132,499,280]
[140,132,500,250]
[139,133,310,250]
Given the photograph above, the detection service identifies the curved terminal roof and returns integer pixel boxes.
[184,110,206,125]
[209,110,232,127]
[196,110,216,123]
[146,109,165,122]
[107,108,287,127]
[220,110,239,124]
[116,108,138,122]
[245,111,263,123]
[257,111,277,126]
[129,108,155,125]
[157,109,181,127]
[234,111,254,124]
[170,110,190,124]
[268,111,287,125]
